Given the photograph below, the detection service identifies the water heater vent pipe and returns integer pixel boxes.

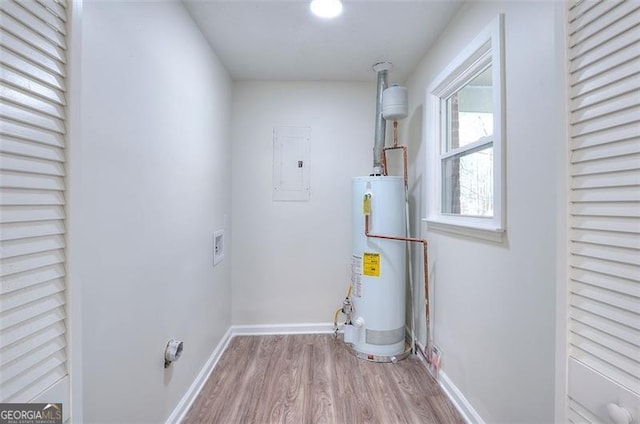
[372,62,392,175]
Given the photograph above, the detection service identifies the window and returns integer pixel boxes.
[426,15,505,241]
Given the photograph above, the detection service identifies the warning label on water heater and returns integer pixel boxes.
[351,255,362,298]
[363,252,380,277]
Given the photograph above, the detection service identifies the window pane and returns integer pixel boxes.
[445,66,493,151]
[442,145,493,217]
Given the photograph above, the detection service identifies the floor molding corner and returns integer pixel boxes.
[439,371,486,424]
[414,342,484,424]
[166,322,334,423]
[166,327,233,424]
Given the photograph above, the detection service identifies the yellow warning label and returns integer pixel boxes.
[363,252,380,277]
[363,194,371,216]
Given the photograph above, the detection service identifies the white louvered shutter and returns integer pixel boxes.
[0,0,70,413]
[567,0,640,421]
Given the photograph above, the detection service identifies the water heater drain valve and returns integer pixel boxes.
[164,339,184,368]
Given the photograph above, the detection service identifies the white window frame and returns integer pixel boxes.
[425,14,505,242]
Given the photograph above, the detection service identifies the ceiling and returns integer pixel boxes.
[183,0,464,82]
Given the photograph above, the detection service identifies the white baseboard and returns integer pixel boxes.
[166,323,333,423]
[439,371,486,424]
[165,327,233,424]
[414,342,484,424]
[231,322,335,335]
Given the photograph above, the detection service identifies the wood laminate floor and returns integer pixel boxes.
[183,334,464,424]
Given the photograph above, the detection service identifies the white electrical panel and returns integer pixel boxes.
[273,126,310,201]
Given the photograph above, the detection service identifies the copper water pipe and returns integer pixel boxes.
[381,121,408,185]
[364,214,430,341]
[381,145,408,186]
[393,121,399,147]
[376,121,431,355]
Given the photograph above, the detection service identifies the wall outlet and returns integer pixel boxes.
[213,230,224,266]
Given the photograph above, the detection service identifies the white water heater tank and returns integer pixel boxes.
[350,176,406,359]
[382,85,408,121]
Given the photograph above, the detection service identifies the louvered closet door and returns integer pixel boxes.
[567,0,640,422]
[0,0,70,415]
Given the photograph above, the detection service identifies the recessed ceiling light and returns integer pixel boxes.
[310,0,343,19]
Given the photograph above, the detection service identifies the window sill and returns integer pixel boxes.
[423,218,505,243]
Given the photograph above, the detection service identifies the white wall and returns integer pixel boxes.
[69,2,232,422]
[231,82,376,325]
[67,2,563,421]
[403,2,560,422]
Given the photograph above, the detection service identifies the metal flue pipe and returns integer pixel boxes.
[372,62,392,175]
